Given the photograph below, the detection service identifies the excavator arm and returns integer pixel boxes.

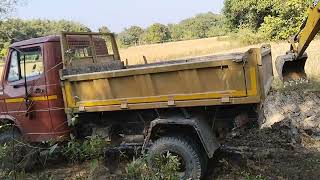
[276,1,320,81]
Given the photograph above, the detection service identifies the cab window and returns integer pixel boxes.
[7,47,43,82]
[8,50,20,82]
[20,48,43,78]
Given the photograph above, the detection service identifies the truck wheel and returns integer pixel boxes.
[0,126,22,170]
[0,127,20,144]
[184,136,209,177]
[149,136,203,180]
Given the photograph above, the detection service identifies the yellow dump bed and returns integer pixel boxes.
[59,33,273,113]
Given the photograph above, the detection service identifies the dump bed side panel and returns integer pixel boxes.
[79,62,247,100]
[61,46,272,113]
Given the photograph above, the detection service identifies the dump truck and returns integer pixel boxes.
[0,32,273,179]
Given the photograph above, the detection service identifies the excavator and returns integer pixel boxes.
[276,1,320,81]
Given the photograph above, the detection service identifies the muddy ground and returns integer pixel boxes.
[209,84,320,180]
[4,84,320,180]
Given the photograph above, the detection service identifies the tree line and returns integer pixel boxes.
[0,12,228,56]
[0,19,90,57]
[118,0,313,46]
[117,12,228,47]
[0,0,315,58]
[223,0,313,40]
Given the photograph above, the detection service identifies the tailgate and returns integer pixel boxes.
[258,46,273,98]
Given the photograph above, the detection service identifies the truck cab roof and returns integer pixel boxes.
[10,35,60,48]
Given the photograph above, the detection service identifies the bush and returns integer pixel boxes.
[258,0,311,40]
[221,27,266,45]
[0,141,38,178]
[0,144,9,169]
[61,135,108,163]
[258,15,302,40]
[126,152,180,180]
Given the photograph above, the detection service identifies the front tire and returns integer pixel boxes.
[0,125,22,170]
[148,136,204,180]
[0,125,20,144]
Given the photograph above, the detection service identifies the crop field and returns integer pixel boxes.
[121,37,320,78]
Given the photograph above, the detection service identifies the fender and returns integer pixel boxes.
[144,115,220,158]
[0,114,23,133]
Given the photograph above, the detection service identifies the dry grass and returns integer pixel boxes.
[120,38,320,78]
[120,37,244,65]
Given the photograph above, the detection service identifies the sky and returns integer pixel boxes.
[15,0,224,32]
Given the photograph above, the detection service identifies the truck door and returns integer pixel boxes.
[3,46,52,141]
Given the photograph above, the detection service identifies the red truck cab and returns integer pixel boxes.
[0,36,69,142]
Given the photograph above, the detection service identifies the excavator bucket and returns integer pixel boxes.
[275,53,307,82]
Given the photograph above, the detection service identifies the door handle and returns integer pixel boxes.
[13,84,24,88]
[34,88,45,94]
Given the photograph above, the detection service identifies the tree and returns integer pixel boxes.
[117,12,227,46]
[0,0,20,19]
[0,42,10,57]
[98,26,111,33]
[223,0,313,40]
[142,23,171,44]
[168,24,184,41]
[0,18,91,57]
[223,0,276,30]
[259,0,313,40]
[0,19,90,42]
[118,26,144,46]
[167,13,227,41]
[179,12,226,39]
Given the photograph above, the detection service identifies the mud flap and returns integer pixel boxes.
[276,53,307,82]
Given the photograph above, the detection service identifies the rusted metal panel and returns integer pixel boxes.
[61,45,273,113]
[10,35,60,48]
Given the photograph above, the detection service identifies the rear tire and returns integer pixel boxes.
[148,136,204,180]
[184,136,209,177]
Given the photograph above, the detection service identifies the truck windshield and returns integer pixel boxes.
[7,47,43,82]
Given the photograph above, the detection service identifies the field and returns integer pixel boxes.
[120,37,320,78]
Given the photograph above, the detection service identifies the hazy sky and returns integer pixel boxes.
[15,0,224,32]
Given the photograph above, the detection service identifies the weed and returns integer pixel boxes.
[241,171,267,180]
[61,135,108,163]
[126,152,180,180]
